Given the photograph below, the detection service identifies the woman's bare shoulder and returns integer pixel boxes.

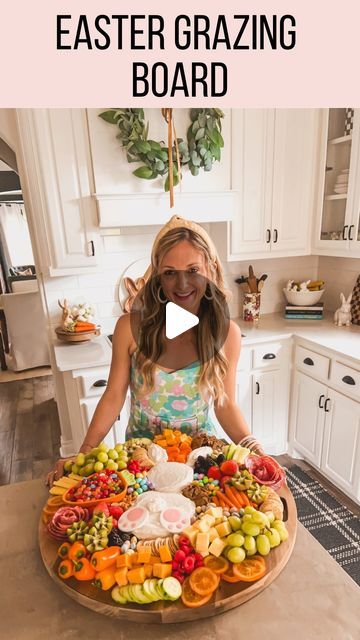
[224,320,242,356]
[112,314,137,356]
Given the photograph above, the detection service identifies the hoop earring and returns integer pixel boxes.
[204,284,214,301]
[157,286,167,304]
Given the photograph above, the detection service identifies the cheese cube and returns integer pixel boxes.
[115,567,128,586]
[206,507,223,519]
[209,527,219,542]
[143,564,153,578]
[198,519,210,533]
[215,521,232,538]
[183,529,198,546]
[137,546,152,564]
[116,554,132,569]
[159,544,172,563]
[153,563,172,579]
[201,514,216,527]
[215,517,224,525]
[208,538,227,557]
[195,532,210,553]
[199,550,210,557]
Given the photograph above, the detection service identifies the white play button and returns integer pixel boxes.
[165,302,199,340]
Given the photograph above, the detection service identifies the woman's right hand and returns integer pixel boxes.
[46,457,74,487]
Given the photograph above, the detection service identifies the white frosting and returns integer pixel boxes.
[147,443,168,464]
[147,461,193,493]
[186,446,213,468]
[133,491,195,539]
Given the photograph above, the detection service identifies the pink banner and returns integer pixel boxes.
[1,1,359,106]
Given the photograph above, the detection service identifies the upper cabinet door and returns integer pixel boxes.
[17,109,98,274]
[270,109,318,254]
[313,108,360,256]
[228,110,274,258]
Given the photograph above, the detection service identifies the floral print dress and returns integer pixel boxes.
[125,354,217,440]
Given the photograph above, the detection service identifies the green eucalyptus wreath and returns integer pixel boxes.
[98,108,225,192]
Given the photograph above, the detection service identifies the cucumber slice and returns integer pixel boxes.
[143,579,157,601]
[132,584,152,604]
[123,585,135,602]
[155,579,166,600]
[162,577,182,601]
[111,586,128,605]
[148,579,161,601]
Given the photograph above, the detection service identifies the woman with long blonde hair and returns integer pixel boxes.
[47,215,262,484]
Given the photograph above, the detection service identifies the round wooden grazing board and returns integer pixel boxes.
[39,484,297,623]
[55,327,101,343]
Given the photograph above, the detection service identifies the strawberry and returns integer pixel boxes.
[207,466,222,480]
[92,501,110,517]
[220,460,239,476]
[108,505,124,519]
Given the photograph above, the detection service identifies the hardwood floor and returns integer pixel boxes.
[0,375,61,485]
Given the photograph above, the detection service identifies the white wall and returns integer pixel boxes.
[318,256,359,311]
[43,223,320,334]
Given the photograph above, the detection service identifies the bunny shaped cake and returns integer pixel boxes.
[334,292,352,327]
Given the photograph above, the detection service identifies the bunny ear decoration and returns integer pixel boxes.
[347,292,353,303]
[340,292,346,303]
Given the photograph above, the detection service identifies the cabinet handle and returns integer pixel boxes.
[342,225,348,240]
[93,379,107,387]
[303,357,314,366]
[348,225,355,241]
[266,229,271,243]
[263,353,276,360]
[318,394,325,409]
[89,240,95,256]
[255,381,260,395]
[324,398,331,412]
[273,229,278,243]
[342,375,356,386]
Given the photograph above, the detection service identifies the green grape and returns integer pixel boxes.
[108,449,119,460]
[98,443,109,452]
[256,534,271,556]
[241,514,253,523]
[264,527,281,548]
[252,511,270,527]
[64,460,73,473]
[246,547,257,557]
[76,453,85,466]
[263,510,275,523]
[241,522,261,537]
[227,546,246,564]
[71,464,80,474]
[244,535,256,553]
[244,506,257,515]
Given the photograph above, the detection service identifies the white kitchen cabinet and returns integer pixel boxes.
[252,368,288,455]
[289,340,360,504]
[212,109,319,261]
[16,109,99,275]
[213,340,290,454]
[321,389,360,497]
[290,371,326,467]
[313,108,360,257]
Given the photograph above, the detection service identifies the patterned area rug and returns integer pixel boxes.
[285,465,360,586]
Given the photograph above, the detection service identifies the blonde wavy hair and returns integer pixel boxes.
[134,226,230,405]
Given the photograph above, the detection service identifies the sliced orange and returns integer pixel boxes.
[232,556,266,582]
[221,566,245,583]
[181,577,214,608]
[189,567,220,596]
[204,555,230,575]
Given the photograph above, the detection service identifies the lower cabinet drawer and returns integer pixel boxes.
[76,368,110,398]
[253,342,285,369]
[330,361,360,399]
[295,345,330,379]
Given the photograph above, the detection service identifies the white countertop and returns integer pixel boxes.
[53,335,112,372]
[53,313,360,372]
[236,312,360,363]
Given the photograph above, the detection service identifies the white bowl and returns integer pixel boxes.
[283,288,325,306]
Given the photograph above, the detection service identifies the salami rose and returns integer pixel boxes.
[245,455,286,492]
[47,506,89,540]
